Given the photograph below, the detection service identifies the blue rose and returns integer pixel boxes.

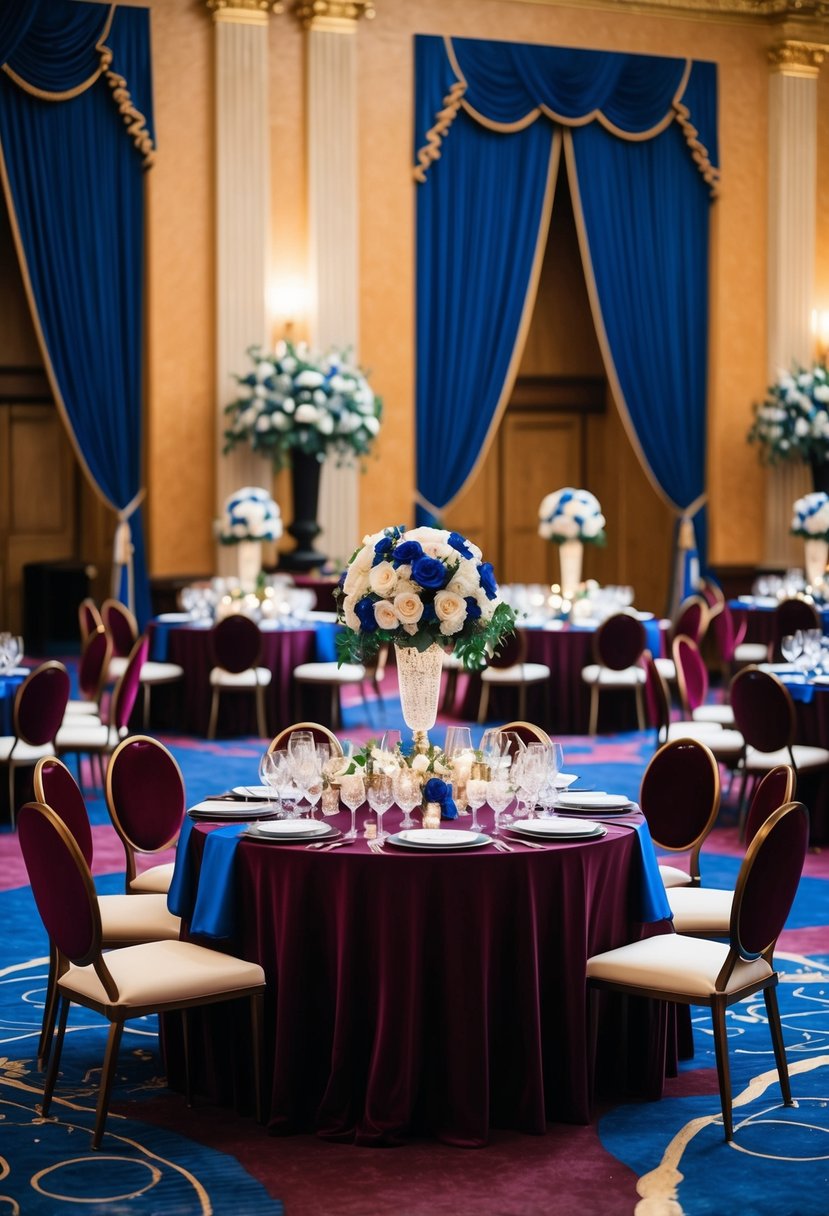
[422,777,458,820]
[412,555,448,590]
[354,596,378,632]
[478,562,498,600]
[465,596,482,620]
[448,531,473,560]
[373,536,394,566]
[393,540,423,566]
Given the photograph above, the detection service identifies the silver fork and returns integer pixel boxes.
[492,838,513,853]
[503,836,547,850]
[367,839,385,854]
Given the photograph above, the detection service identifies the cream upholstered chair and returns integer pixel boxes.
[293,643,389,730]
[19,801,265,1148]
[639,737,721,890]
[101,598,184,729]
[207,614,272,739]
[0,661,70,827]
[587,801,809,1141]
[477,632,550,724]
[673,635,736,727]
[641,651,744,772]
[33,757,181,1069]
[667,765,795,936]
[64,625,111,719]
[653,594,710,685]
[105,734,186,895]
[581,612,646,735]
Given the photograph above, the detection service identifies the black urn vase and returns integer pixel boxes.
[278,450,327,573]
[811,455,829,496]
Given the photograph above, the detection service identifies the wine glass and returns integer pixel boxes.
[339,773,365,839]
[486,776,514,836]
[287,730,315,763]
[366,772,394,841]
[393,767,422,830]
[780,634,801,666]
[259,749,285,812]
[379,729,403,757]
[444,726,473,758]
[466,778,488,833]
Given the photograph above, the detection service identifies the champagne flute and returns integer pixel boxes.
[486,776,514,836]
[393,767,422,831]
[366,772,394,841]
[339,773,365,839]
[466,778,488,833]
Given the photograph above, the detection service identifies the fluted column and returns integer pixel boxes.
[208,1,276,571]
[300,2,375,565]
[764,40,824,566]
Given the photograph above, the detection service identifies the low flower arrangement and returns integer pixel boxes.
[341,739,458,819]
[748,363,829,466]
[334,525,516,670]
[538,488,606,544]
[791,491,829,541]
[223,339,382,471]
[216,486,282,544]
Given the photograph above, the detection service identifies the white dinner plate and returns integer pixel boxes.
[510,817,606,840]
[155,612,193,623]
[388,829,491,850]
[246,823,340,844]
[556,793,633,811]
[812,675,829,686]
[232,785,271,799]
[254,819,330,837]
[188,800,272,820]
[555,773,578,789]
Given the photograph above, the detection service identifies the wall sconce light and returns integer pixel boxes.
[811,308,829,363]
[268,276,311,343]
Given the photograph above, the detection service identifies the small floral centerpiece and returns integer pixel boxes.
[748,364,829,469]
[335,525,515,670]
[342,738,458,819]
[222,339,382,471]
[791,491,829,541]
[216,486,283,544]
[538,488,606,544]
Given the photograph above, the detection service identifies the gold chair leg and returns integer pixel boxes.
[588,685,599,736]
[92,1020,124,1149]
[42,996,70,1117]
[182,1008,193,1107]
[710,997,734,1141]
[38,943,59,1070]
[142,682,152,730]
[635,684,645,731]
[255,684,267,739]
[8,763,16,828]
[763,984,793,1106]
[207,688,220,740]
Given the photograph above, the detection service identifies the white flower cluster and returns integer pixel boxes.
[749,364,829,464]
[791,491,829,540]
[538,488,606,544]
[224,340,382,471]
[217,486,282,543]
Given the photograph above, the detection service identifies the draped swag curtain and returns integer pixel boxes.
[414,35,718,583]
[0,0,155,624]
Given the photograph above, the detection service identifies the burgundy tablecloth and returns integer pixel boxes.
[147,623,316,736]
[165,808,675,1147]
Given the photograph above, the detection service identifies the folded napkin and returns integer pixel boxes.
[642,618,663,659]
[167,814,197,920]
[629,820,673,923]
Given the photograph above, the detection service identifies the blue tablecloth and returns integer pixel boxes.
[168,815,247,939]
[0,670,27,735]
[631,819,673,923]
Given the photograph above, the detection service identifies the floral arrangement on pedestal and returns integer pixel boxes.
[748,364,829,488]
[215,486,282,590]
[791,491,829,587]
[222,339,382,471]
[537,488,606,544]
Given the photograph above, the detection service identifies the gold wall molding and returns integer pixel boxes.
[768,40,826,74]
[290,1,376,31]
[504,0,829,29]
[206,1,283,23]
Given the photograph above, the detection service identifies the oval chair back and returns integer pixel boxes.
[496,721,549,747]
[102,598,139,659]
[34,756,94,867]
[77,627,112,705]
[712,602,747,667]
[771,598,821,662]
[699,578,725,611]
[731,801,809,963]
[640,651,671,749]
[639,738,721,880]
[673,635,709,718]
[268,722,343,755]
[106,734,185,857]
[110,635,149,733]
[210,614,262,674]
[78,598,103,644]
[730,667,796,756]
[673,595,709,646]
[744,765,795,847]
[14,662,70,747]
[594,613,646,671]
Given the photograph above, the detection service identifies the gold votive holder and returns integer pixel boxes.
[321,785,340,816]
[422,802,441,829]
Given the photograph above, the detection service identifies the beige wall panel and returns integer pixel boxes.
[145,0,215,578]
[817,72,829,324]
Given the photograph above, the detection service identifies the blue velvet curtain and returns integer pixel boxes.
[415,36,718,584]
[0,1,154,625]
[0,0,42,65]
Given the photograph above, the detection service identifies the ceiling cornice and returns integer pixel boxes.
[503,0,829,35]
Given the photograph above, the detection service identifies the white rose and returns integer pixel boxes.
[373,600,398,630]
[403,527,450,546]
[255,415,271,432]
[795,418,811,437]
[343,562,370,597]
[411,754,429,773]
[342,594,360,631]
[447,559,480,599]
[363,416,380,436]
[295,370,325,389]
[295,404,319,425]
[369,561,397,597]
[282,397,295,414]
[318,414,334,435]
[581,515,604,538]
[273,412,292,430]
[555,515,579,539]
[395,590,424,625]
[255,360,275,381]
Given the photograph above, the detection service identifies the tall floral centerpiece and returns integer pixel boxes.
[223,339,382,571]
[748,364,829,491]
[336,525,516,752]
[538,488,606,597]
[791,492,829,587]
[215,486,283,588]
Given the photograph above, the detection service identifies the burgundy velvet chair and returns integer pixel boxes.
[18,801,265,1147]
[667,764,796,937]
[581,612,647,735]
[587,800,809,1141]
[56,635,150,789]
[641,651,745,775]
[711,601,767,677]
[729,667,829,809]
[32,756,180,1068]
[101,597,183,728]
[268,721,343,755]
[639,737,721,889]
[64,626,111,719]
[673,635,736,727]
[78,597,103,645]
[105,734,186,894]
[496,720,550,747]
[770,597,822,664]
[655,594,710,683]
[477,631,550,724]
[0,660,70,826]
[207,614,272,739]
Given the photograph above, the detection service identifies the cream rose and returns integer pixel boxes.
[342,593,360,631]
[394,590,424,626]
[343,561,369,597]
[369,561,397,597]
[447,558,480,599]
[434,589,466,635]
[373,599,399,630]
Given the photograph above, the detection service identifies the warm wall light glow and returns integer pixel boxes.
[811,307,829,361]
[268,276,311,340]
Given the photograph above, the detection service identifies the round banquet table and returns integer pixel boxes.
[164,807,676,1148]
[146,620,316,736]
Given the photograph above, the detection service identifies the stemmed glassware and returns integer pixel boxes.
[486,773,514,836]
[466,778,488,833]
[366,772,394,841]
[259,749,287,813]
[393,767,422,831]
[780,634,802,667]
[339,773,365,840]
